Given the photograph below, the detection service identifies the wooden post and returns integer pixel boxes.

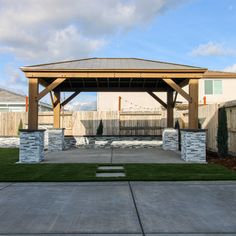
[118,96,121,111]
[167,90,174,128]
[28,78,39,130]
[53,91,61,128]
[189,79,199,129]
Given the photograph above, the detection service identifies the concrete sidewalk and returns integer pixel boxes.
[44,147,184,163]
[0,181,236,235]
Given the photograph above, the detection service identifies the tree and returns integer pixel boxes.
[96,119,103,136]
[217,107,228,157]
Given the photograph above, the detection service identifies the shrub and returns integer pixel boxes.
[174,119,181,151]
[96,119,103,136]
[17,119,23,136]
[217,107,228,157]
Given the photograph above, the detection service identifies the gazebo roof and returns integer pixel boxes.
[21,57,206,71]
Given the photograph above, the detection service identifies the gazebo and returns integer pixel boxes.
[18,58,223,163]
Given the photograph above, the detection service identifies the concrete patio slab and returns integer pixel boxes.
[0,182,141,234]
[112,148,183,163]
[96,172,126,177]
[44,147,183,164]
[98,166,124,170]
[131,181,236,234]
[44,148,111,163]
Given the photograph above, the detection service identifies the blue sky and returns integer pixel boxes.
[0,0,236,110]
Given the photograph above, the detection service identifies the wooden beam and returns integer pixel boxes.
[178,79,189,88]
[189,79,199,129]
[28,78,39,130]
[38,78,49,87]
[147,92,167,109]
[163,78,192,102]
[49,91,54,107]
[167,90,174,128]
[37,78,66,101]
[53,91,60,128]
[24,71,205,79]
[61,91,80,107]
[56,87,167,92]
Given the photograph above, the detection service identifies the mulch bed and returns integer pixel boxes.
[207,151,236,171]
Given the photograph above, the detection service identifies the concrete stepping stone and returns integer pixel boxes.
[98,166,124,170]
[96,172,126,177]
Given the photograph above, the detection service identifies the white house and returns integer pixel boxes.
[0,88,52,112]
[97,70,236,111]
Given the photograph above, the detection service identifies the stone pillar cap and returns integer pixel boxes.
[19,129,46,132]
[180,129,207,132]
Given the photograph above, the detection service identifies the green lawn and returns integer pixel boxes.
[0,148,236,182]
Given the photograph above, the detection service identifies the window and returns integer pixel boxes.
[204,80,222,95]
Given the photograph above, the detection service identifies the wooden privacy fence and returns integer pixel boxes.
[180,102,236,155]
[0,111,166,136]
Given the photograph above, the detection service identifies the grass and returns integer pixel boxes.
[0,148,236,182]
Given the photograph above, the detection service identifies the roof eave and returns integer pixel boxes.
[20,67,208,73]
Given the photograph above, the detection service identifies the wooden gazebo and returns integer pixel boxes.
[21,58,208,130]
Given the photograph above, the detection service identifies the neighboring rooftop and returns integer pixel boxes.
[21,57,206,71]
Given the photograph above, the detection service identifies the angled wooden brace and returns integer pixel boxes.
[162,78,192,103]
[61,91,80,107]
[37,78,66,101]
[147,91,167,109]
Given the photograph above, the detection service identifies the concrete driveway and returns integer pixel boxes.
[44,147,184,163]
[0,181,236,235]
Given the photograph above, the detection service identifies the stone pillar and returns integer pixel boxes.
[162,128,178,151]
[48,128,65,151]
[181,129,206,162]
[19,129,45,163]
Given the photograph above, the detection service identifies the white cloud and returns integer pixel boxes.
[0,0,187,63]
[224,64,236,72]
[190,42,235,57]
[65,101,97,111]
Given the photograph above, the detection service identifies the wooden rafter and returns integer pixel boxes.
[95,78,99,87]
[37,78,66,101]
[129,78,133,87]
[162,78,192,102]
[142,78,146,87]
[147,91,167,109]
[61,91,80,107]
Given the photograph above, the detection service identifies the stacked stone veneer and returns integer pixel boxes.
[181,129,206,163]
[19,130,45,163]
[162,128,178,151]
[48,128,65,151]
[64,136,162,149]
[1,135,162,149]
[0,137,19,148]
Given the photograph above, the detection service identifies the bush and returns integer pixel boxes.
[17,119,23,136]
[96,119,103,136]
[174,120,181,151]
[217,107,228,157]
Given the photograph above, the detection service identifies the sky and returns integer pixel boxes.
[0,0,236,110]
